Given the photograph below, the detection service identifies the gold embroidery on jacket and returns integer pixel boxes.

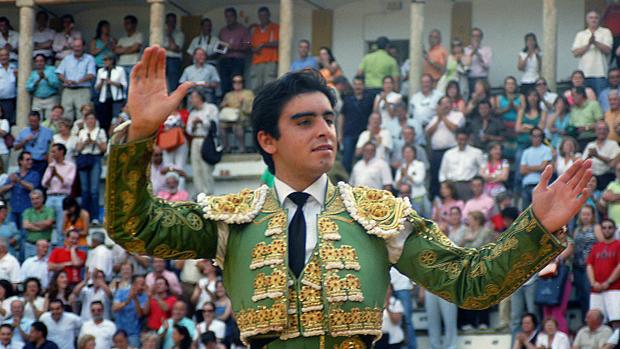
[152,244,197,259]
[236,302,288,344]
[320,244,361,271]
[328,307,382,339]
[250,239,287,270]
[299,285,323,312]
[252,269,287,302]
[300,310,325,336]
[325,272,364,302]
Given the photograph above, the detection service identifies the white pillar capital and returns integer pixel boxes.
[16,0,34,8]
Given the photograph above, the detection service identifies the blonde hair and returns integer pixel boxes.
[77,335,95,349]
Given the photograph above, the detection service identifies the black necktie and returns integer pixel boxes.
[288,192,310,278]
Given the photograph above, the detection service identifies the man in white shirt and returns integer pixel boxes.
[32,12,54,59]
[0,18,18,64]
[583,121,620,190]
[0,238,20,287]
[115,15,144,79]
[355,112,392,161]
[0,323,18,349]
[86,231,114,281]
[78,301,116,349]
[20,240,50,289]
[40,299,82,349]
[195,302,226,346]
[410,74,442,127]
[350,142,393,190]
[464,27,493,93]
[187,18,220,66]
[439,129,484,201]
[2,300,31,349]
[163,13,185,92]
[572,10,614,96]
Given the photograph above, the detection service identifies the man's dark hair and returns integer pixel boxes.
[376,36,389,50]
[455,127,469,137]
[124,15,138,25]
[609,67,620,76]
[31,321,47,338]
[529,126,543,136]
[601,218,616,228]
[353,75,364,83]
[200,331,217,344]
[90,300,104,309]
[251,70,335,174]
[29,110,41,120]
[113,329,128,339]
[299,39,310,46]
[49,298,64,308]
[0,324,11,332]
[18,151,31,163]
[521,312,538,328]
[224,7,237,17]
[258,6,270,14]
[471,175,484,184]
[201,17,212,25]
[166,13,176,20]
[34,53,47,62]
[60,14,74,24]
[36,11,49,21]
[131,274,144,283]
[501,207,520,221]
[52,143,67,156]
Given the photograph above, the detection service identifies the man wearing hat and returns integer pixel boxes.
[86,230,113,281]
[106,46,593,349]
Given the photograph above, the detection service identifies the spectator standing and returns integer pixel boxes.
[219,74,254,153]
[512,313,538,349]
[61,197,89,248]
[373,76,402,123]
[0,106,9,169]
[162,13,184,92]
[191,260,218,322]
[564,70,598,106]
[599,68,620,113]
[3,300,32,348]
[73,269,112,321]
[583,121,620,190]
[431,181,465,229]
[218,7,250,95]
[547,95,571,149]
[376,286,404,349]
[355,113,392,161]
[85,231,113,281]
[94,55,127,133]
[20,240,50,289]
[465,78,491,117]
[468,99,504,150]
[0,238,19,286]
[15,278,46,322]
[27,54,60,120]
[44,271,73,312]
[0,201,18,258]
[0,49,16,126]
[290,39,318,72]
[536,77,559,114]
[32,11,54,60]
[605,91,620,142]
[464,28,492,93]
[555,137,579,178]
[517,33,541,93]
[89,20,115,69]
[14,111,53,177]
[514,89,547,192]
[540,234,574,335]
[0,18,18,64]
[573,205,603,320]
[338,76,374,173]
[536,318,570,349]
[349,142,392,191]
[145,276,177,331]
[570,86,603,150]
[75,113,107,221]
[52,15,82,62]
[22,190,54,259]
[587,218,620,323]
[48,229,87,286]
[393,145,428,216]
[115,15,144,79]
[437,38,469,96]
[318,47,343,87]
[0,151,39,230]
[112,275,147,348]
[55,39,96,121]
[42,143,76,246]
[187,18,219,65]
[573,309,613,349]
[78,301,116,349]
[195,302,226,346]
[423,29,447,84]
[24,322,58,349]
[39,299,82,349]
[519,127,552,208]
[357,36,400,95]
[438,129,482,201]
[493,76,523,151]
[159,107,188,170]
[410,74,442,127]
[185,91,218,196]
[180,48,220,103]
[572,10,613,95]
[157,301,195,349]
[390,123,429,172]
[250,7,279,92]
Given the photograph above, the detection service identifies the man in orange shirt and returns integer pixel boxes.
[423,29,448,84]
[250,6,279,91]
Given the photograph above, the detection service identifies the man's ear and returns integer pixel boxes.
[256,130,277,155]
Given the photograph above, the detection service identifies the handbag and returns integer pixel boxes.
[219,107,240,123]
[158,127,185,151]
[534,262,569,306]
[201,120,223,165]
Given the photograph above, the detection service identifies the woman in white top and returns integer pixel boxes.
[16,277,46,321]
[517,33,541,93]
[535,317,570,349]
[394,145,428,216]
[377,287,404,349]
[191,260,219,320]
[554,137,579,178]
[185,90,218,196]
[95,55,127,134]
[0,107,9,170]
[76,113,107,221]
[52,119,79,162]
[373,76,402,122]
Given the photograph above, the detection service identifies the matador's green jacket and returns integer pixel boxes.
[105,124,563,349]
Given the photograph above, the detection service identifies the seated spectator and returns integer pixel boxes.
[76,335,95,349]
[56,39,96,122]
[571,86,604,149]
[180,48,220,103]
[465,78,491,119]
[547,96,571,149]
[62,197,89,248]
[42,143,76,246]
[520,127,552,208]
[94,54,127,133]
[410,74,442,127]
[605,91,620,143]
[290,39,318,72]
[112,330,136,349]
[349,142,392,190]
[157,172,188,202]
[162,13,184,92]
[393,145,427,216]
[355,112,393,161]
[443,206,466,246]
[438,129,483,201]
[583,121,620,190]
[197,331,218,349]
[376,286,404,349]
[0,280,15,322]
[86,231,113,281]
[39,299,82,349]
[140,332,160,349]
[431,181,465,227]
[0,151,39,230]
[0,18,17,64]
[318,47,343,87]
[22,190,54,259]
[115,15,144,79]
[564,70,598,106]
[535,78,558,114]
[53,118,78,161]
[76,113,107,221]
[42,105,63,135]
[110,262,133,293]
[599,68,620,113]
[373,76,402,123]
[249,7,280,91]
[0,237,19,287]
[32,11,54,60]
[191,260,218,322]
[436,38,467,96]
[112,275,147,348]
[195,302,225,346]
[587,218,620,322]
[89,20,115,69]
[468,99,504,150]
[14,111,54,177]
[0,49,16,126]
[479,142,510,197]
[78,301,116,349]
[186,18,219,65]
[73,269,112,321]
[44,272,73,313]
[445,81,466,114]
[0,201,19,258]
[212,281,232,336]
[11,278,45,322]
[462,176,494,219]
[3,299,32,348]
[24,321,57,349]
[145,276,177,331]
[391,125,428,172]
[554,137,579,178]
[515,89,547,184]
[219,74,254,153]
[48,230,87,286]
[493,77,523,139]
[146,258,182,296]
[158,301,195,349]
[20,240,50,289]
[27,54,60,120]
[573,309,612,349]
[512,312,539,349]
[52,14,82,62]
[150,146,179,195]
[0,323,17,349]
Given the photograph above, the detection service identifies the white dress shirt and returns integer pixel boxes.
[582,139,620,175]
[274,174,327,264]
[410,89,443,126]
[86,244,114,280]
[40,311,82,349]
[79,319,116,349]
[572,27,613,78]
[439,145,485,182]
[96,66,127,102]
[394,160,426,198]
[32,27,55,58]
[0,253,20,284]
[20,255,50,289]
[355,129,393,160]
[350,158,393,189]
[162,29,185,58]
[425,111,465,150]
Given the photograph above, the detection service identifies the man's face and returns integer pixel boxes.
[353,79,364,94]
[258,10,270,25]
[225,11,237,26]
[573,91,585,106]
[62,18,72,31]
[259,92,337,182]
[49,302,63,321]
[90,304,104,321]
[530,130,543,146]
[585,310,602,329]
[30,194,44,209]
[478,103,491,118]
[362,144,376,161]
[166,16,176,30]
[609,93,620,110]
[0,50,8,65]
[398,184,411,198]
[172,302,186,320]
[133,277,145,293]
[72,40,84,56]
[152,150,163,165]
[521,316,535,333]
[0,21,8,34]
[124,19,135,33]
[28,329,41,343]
[602,219,616,240]
[203,304,215,320]
[438,98,451,115]
[421,76,432,92]
[19,153,32,170]
[456,133,468,149]
[36,13,47,27]
[403,128,415,144]
[447,208,462,226]
[10,302,23,317]
[36,240,48,257]
[298,42,309,58]
[0,327,11,344]
[67,231,79,246]
[471,29,483,45]
[429,31,440,47]
[595,122,609,140]
[194,49,206,65]
[368,114,381,131]
[586,11,600,28]
[202,20,212,35]
[28,115,40,130]
[470,180,483,197]
[153,258,165,272]
[34,56,45,70]
[113,334,128,349]
[609,70,620,88]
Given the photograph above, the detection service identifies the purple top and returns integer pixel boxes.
[219,24,250,59]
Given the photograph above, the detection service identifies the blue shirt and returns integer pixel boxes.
[16,126,54,160]
[598,86,620,113]
[0,221,19,256]
[158,318,196,349]
[26,66,60,99]
[521,144,552,186]
[4,170,40,214]
[290,56,318,72]
[113,289,147,336]
[0,64,16,99]
[55,53,96,88]
[23,340,59,349]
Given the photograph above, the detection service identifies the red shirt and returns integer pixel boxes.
[586,240,620,292]
[48,247,87,284]
[146,295,177,330]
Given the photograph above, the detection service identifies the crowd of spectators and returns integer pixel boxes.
[0,4,619,349]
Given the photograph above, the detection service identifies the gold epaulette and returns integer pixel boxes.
[197,185,269,224]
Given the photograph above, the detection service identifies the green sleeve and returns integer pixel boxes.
[105,133,218,260]
[395,207,563,309]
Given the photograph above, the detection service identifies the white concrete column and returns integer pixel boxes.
[16,0,35,130]
[148,0,165,46]
[278,0,293,77]
[542,0,557,91]
[409,1,425,95]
